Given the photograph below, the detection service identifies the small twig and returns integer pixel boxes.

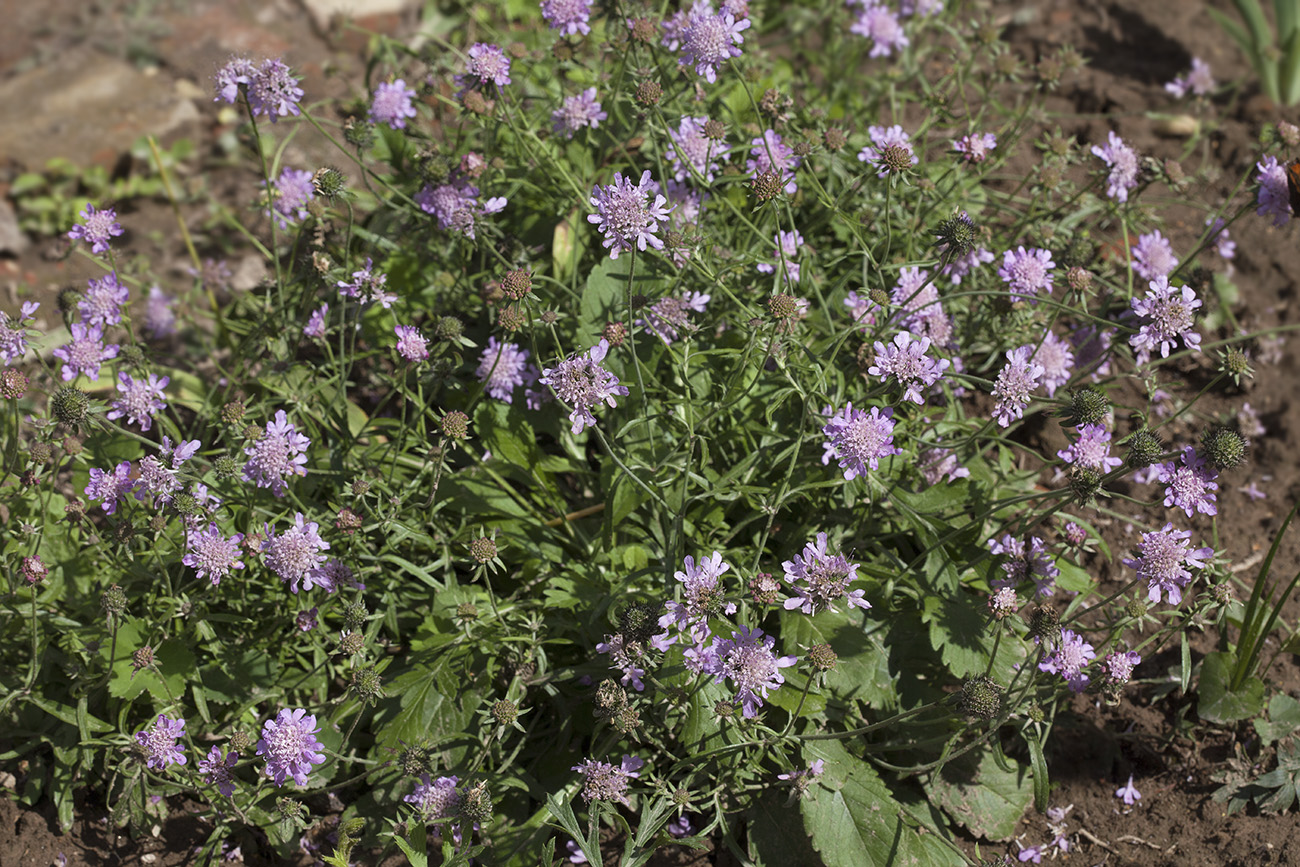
[1075,827,1116,854]
[1116,834,1174,854]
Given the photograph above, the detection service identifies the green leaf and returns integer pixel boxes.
[580,256,628,340]
[1024,729,1049,813]
[1198,650,1266,723]
[781,609,897,709]
[475,401,541,473]
[1255,693,1300,745]
[748,789,821,867]
[929,747,1031,841]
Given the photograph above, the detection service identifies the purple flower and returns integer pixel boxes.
[460,43,511,92]
[991,345,1044,428]
[79,272,129,327]
[1072,324,1113,380]
[850,2,909,57]
[573,755,643,805]
[782,532,869,615]
[1057,424,1122,472]
[857,125,917,178]
[199,746,239,796]
[1129,276,1201,363]
[942,246,995,285]
[756,231,803,284]
[416,179,507,240]
[303,304,328,340]
[637,292,710,344]
[243,410,310,497]
[133,437,200,508]
[256,707,326,786]
[552,88,607,138]
[183,523,245,586]
[1158,447,1218,517]
[214,56,258,104]
[587,170,673,259]
[541,0,593,35]
[953,132,997,163]
[477,338,537,403]
[540,339,629,434]
[989,534,1059,597]
[704,626,797,718]
[144,287,177,339]
[869,330,950,404]
[1031,331,1074,397]
[1256,155,1292,227]
[1124,521,1213,605]
[676,2,751,83]
[1115,775,1141,805]
[1017,844,1043,864]
[268,168,315,228]
[998,246,1055,301]
[405,774,461,820]
[1166,57,1214,97]
[262,513,331,593]
[919,446,970,485]
[86,462,134,514]
[890,267,955,347]
[107,372,169,431]
[394,325,429,362]
[1130,229,1178,281]
[596,632,651,691]
[135,714,187,771]
[670,116,728,183]
[844,290,878,330]
[369,79,417,129]
[247,59,303,122]
[54,321,119,381]
[778,759,826,783]
[1102,650,1141,688]
[747,129,800,194]
[660,551,737,635]
[1207,217,1235,260]
[1038,628,1095,692]
[1090,131,1139,203]
[822,402,900,479]
[0,301,38,366]
[67,204,123,254]
[336,257,394,307]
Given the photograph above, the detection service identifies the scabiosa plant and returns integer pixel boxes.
[303,304,328,340]
[369,79,417,129]
[246,58,304,122]
[1129,276,1201,363]
[417,179,507,240]
[1090,131,1139,203]
[243,410,310,497]
[134,436,201,508]
[53,321,119,381]
[78,272,129,327]
[256,707,327,787]
[539,342,629,434]
[135,714,187,771]
[918,446,970,485]
[144,287,177,339]
[669,116,728,183]
[1038,629,1095,692]
[953,132,997,163]
[782,532,869,615]
[1207,217,1236,260]
[552,88,606,138]
[0,301,38,366]
[213,56,257,103]
[459,43,512,93]
[86,462,134,515]
[587,170,673,259]
[106,372,169,432]
[1165,57,1214,97]
[747,129,800,194]
[1123,522,1213,605]
[705,626,797,718]
[1101,649,1141,690]
[868,330,950,405]
[1056,423,1122,473]
[857,125,918,178]
[541,0,593,35]
[821,402,900,479]
[998,246,1055,302]
[394,325,429,362]
[660,551,736,634]
[405,774,462,821]
[756,231,803,284]
[1130,230,1178,281]
[990,345,1045,428]
[268,168,315,229]
[1158,446,1219,517]
[336,257,395,307]
[1032,331,1075,398]
[1255,155,1292,226]
[849,2,909,57]
[67,204,123,254]
[198,746,239,796]
[573,755,644,805]
[989,534,1060,597]
[676,1,751,83]
[262,513,332,593]
[476,338,537,403]
[637,292,710,344]
[183,523,245,586]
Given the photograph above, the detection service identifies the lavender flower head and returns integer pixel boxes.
[262,513,332,594]
[53,321,119,381]
[660,551,737,635]
[573,755,644,805]
[1124,522,1213,605]
[79,272,129,328]
[416,178,507,240]
[953,132,997,163]
[86,462,134,515]
[587,170,673,259]
[998,246,1055,302]
[1158,446,1218,517]
[1166,57,1214,97]
[747,129,800,194]
[990,345,1044,428]
[670,116,728,183]
[394,325,429,362]
[857,125,917,178]
[243,410,310,497]
[0,301,39,366]
[405,774,461,821]
[1130,230,1178,281]
[1038,628,1095,692]
[1115,775,1141,805]
[1056,424,1122,473]
[821,402,900,479]
[1032,331,1075,398]
[942,245,995,285]
[183,523,245,586]
[989,534,1059,597]
[552,88,607,138]
[637,292,710,344]
[844,290,878,330]
[782,532,870,615]
[214,56,257,103]
[1129,276,1201,364]
[135,714,187,771]
[868,330,950,404]
[133,437,201,508]
[1090,131,1139,203]
[1255,155,1292,227]
[540,339,629,434]
[1207,217,1236,260]
[596,632,653,691]
[268,168,315,229]
[369,79,417,129]
[1102,650,1141,688]
[459,43,511,93]
[541,0,593,36]
[850,2,909,57]
[247,58,304,122]
[144,287,177,339]
[705,626,797,718]
[67,204,123,254]
[303,304,328,341]
[919,446,970,485]
[336,257,394,307]
[107,372,169,431]
[256,707,326,787]
[199,746,239,796]
[756,230,803,284]
[477,338,537,403]
[676,2,751,83]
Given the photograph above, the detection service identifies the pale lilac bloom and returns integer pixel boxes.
[262,513,332,594]
[268,168,314,228]
[869,330,950,404]
[1123,521,1213,605]
[756,230,803,284]
[416,179,507,240]
[1057,424,1122,472]
[540,339,629,434]
[747,129,800,194]
[676,2,751,84]
[1038,628,1095,692]
[1032,331,1075,397]
[460,43,512,92]
[821,402,900,479]
[1207,217,1235,260]
[256,708,326,786]
[953,132,997,163]
[998,246,1055,302]
[669,116,728,183]
[134,437,200,508]
[844,290,878,330]
[989,534,1059,597]
[573,755,643,805]
[892,270,955,349]
[638,292,710,344]
[1240,480,1267,501]
[67,204,123,254]
[394,325,429,362]
[1115,775,1141,805]
[552,88,606,138]
[942,246,995,285]
[184,524,245,586]
[79,272,129,327]
[587,170,673,259]
[198,746,238,796]
[850,2,909,57]
[1165,57,1214,97]
[660,551,736,635]
[0,301,38,366]
[1102,650,1141,687]
[247,59,303,122]
[596,632,652,691]
[54,321,119,381]
[919,446,970,484]
[1130,230,1178,281]
[297,606,320,631]
[542,0,593,35]
[476,338,537,403]
[213,56,257,104]
[1072,324,1113,380]
[303,304,328,340]
[991,345,1044,427]
[405,774,461,821]
[135,714,187,771]
[144,287,177,339]
[782,532,869,615]
[1017,845,1043,864]
[243,410,310,497]
[857,125,917,177]
[336,257,393,307]
[108,372,169,431]
[704,626,797,718]
[1090,131,1139,203]
[369,79,417,129]
[1158,446,1218,517]
[1129,276,1201,363]
[1255,155,1292,226]
[87,463,134,514]
[777,759,826,783]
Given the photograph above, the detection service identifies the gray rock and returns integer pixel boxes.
[0,198,28,255]
[299,0,424,31]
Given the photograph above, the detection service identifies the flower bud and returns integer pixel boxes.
[51,385,91,428]
[1125,428,1164,469]
[337,630,365,657]
[1200,426,1248,471]
[491,699,518,727]
[750,170,784,203]
[469,536,497,563]
[634,81,662,107]
[958,675,1003,721]
[501,269,533,301]
[807,643,838,672]
[1,368,28,400]
[441,411,470,440]
[350,666,385,704]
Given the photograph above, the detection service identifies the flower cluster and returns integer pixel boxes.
[213,56,303,122]
[990,345,1044,427]
[262,513,332,593]
[67,204,123,254]
[821,403,900,479]
[477,338,539,404]
[782,533,869,615]
[673,2,751,83]
[1038,629,1095,693]
[243,410,310,497]
[539,340,629,434]
[637,292,710,344]
[1129,276,1200,363]
[573,755,644,805]
[587,170,673,259]
[868,330,949,404]
[857,125,917,177]
[552,88,606,138]
[660,552,737,635]
[417,178,507,239]
[700,626,797,718]
[370,78,417,128]
[989,534,1059,597]
[1090,131,1139,203]
[135,714,187,771]
[1123,523,1213,605]
[256,707,326,786]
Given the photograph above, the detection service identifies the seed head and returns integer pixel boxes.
[312,167,347,200]
[823,127,848,151]
[1125,428,1164,469]
[629,16,657,43]
[399,744,433,777]
[344,117,375,149]
[1200,426,1248,471]
[458,780,493,824]
[498,305,527,333]
[456,602,479,624]
[934,213,976,256]
[807,643,838,672]
[1125,599,1148,619]
[595,679,627,717]
[702,119,727,141]
[337,630,365,657]
[634,81,662,107]
[501,269,533,301]
[1221,347,1252,384]
[1067,465,1103,504]
[58,287,84,319]
[351,477,371,496]
[490,699,518,726]
[229,730,253,754]
[52,385,91,428]
[958,675,1003,720]
[441,411,470,440]
[618,601,663,645]
[1063,387,1109,427]
[102,584,128,619]
[768,293,800,321]
[343,600,368,632]
[750,170,785,203]
[350,666,385,704]
[880,144,914,175]
[469,536,497,563]
[276,797,306,824]
[1066,266,1092,293]
[132,645,155,674]
[1028,605,1061,646]
[602,321,628,347]
[65,499,86,524]
[435,316,464,340]
[672,787,692,809]
[1,369,28,400]
[614,705,641,734]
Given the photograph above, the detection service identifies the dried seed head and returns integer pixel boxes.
[343,600,368,633]
[1066,266,1092,293]
[441,411,470,440]
[958,675,1003,720]
[469,536,498,563]
[276,797,306,824]
[51,385,91,428]
[629,16,657,43]
[768,293,800,321]
[1125,428,1164,469]
[399,744,433,777]
[594,679,627,716]
[934,213,977,256]
[880,144,914,175]
[702,119,727,141]
[131,645,155,673]
[28,442,51,464]
[229,730,253,754]
[1200,426,1248,471]
[458,780,493,824]
[312,167,347,200]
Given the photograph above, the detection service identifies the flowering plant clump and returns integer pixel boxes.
[7,6,1295,865]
